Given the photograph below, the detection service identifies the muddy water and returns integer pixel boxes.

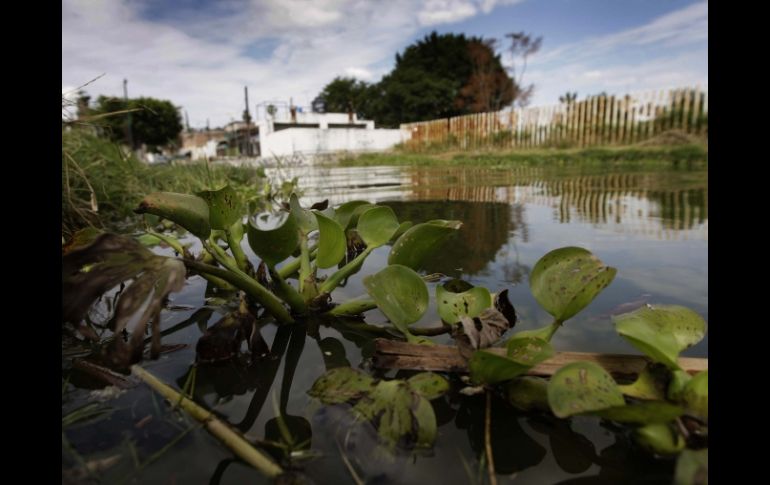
[63,164,707,484]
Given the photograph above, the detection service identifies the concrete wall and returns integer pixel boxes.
[260,127,410,159]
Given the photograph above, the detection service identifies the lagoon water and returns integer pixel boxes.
[63,163,707,484]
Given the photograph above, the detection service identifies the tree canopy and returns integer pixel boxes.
[91,96,183,149]
[315,32,524,127]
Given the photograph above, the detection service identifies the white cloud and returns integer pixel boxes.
[344,67,375,81]
[418,0,477,26]
[62,0,425,127]
[62,0,705,127]
[523,3,707,106]
[417,0,524,25]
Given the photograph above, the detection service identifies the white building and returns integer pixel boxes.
[181,104,411,164]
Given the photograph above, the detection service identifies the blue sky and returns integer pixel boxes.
[62,0,707,128]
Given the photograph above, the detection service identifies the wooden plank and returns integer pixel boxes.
[373,339,708,377]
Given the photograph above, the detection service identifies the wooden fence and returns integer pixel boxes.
[400,87,708,151]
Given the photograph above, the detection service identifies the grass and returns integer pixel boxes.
[62,128,269,238]
[336,143,708,169]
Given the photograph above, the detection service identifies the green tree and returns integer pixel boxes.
[91,95,183,150]
[312,77,371,117]
[315,32,519,127]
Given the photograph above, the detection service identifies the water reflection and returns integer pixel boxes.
[296,166,708,242]
[384,200,517,276]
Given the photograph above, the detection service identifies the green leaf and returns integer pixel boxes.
[507,336,555,365]
[468,338,553,385]
[356,205,400,248]
[633,423,685,455]
[505,377,550,412]
[313,211,346,269]
[334,200,372,229]
[389,221,414,244]
[436,283,492,324]
[307,367,375,404]
[136,233,162,247]
[529,247,617,321]
[197,185,241,230]
[667,370,692,401]
[247,211,300,267]
[682,370,707,421]
[412,394,437,448]
[613,304,706,369]
[547,362,625,418]
[134,192,211,239]
[469,351,530,385]
[593,401,684,424]
[388,220,462,270]
[407,372,449,400]
[363,264,429,336]
[618,365,668,400]
[674,449,708,485]
[289,193,317,234]
[353,380,413,449]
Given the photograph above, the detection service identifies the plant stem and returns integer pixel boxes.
[298,236,318,300]
[319,247,372,294]
[146,230,186,256]
[184,259,293,324]
[277,245,317,279]
[204,240,239,274]
[326,297,378,316]
[485,390,498,485]
[194,269,237,291]
[268,266,307,314]
[225,228,249,273]
[131,365,283,478]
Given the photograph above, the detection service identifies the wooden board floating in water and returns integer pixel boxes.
[372,339,708,377]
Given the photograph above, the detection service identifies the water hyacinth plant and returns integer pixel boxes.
[62,184,706,483]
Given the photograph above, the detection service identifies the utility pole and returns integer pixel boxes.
[243,86,252,156]
[123,79,134,150]
[184,109,190,132]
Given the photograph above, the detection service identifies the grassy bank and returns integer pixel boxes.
[62,129,268,238]
[337,143,708,168]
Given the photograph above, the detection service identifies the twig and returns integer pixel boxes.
[485,390,498,485]
[131,365,283,478]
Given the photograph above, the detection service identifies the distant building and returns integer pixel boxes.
[179,103,411,163]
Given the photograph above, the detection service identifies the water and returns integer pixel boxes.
[62,163,707,484]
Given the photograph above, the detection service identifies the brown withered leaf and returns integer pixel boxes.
[453,306,515,360]
[62,230,186,368]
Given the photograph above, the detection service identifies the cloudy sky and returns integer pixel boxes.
[62,0,707,128]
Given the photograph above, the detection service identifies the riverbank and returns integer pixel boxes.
[62,130,272,238]
[336,143,708,168]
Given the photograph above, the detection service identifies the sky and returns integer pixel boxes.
[62,0,708,129]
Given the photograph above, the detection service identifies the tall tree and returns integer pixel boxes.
[505,32,542,107]
[91,95,183,150]
[315,32,521,127]
[313,77,371,117]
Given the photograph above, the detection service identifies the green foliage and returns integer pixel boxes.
[363,265,430,342]
[339,144,709,168]
[388,220,462,270]
[91,95,183,149]
[529,246,617,323]
[308,367,449,450]
[61,129,281,238]
[613,304,706,369]
[469,338,553,385]
[315,32,517,127]
[436,283,491,324]
[547,362,625,418]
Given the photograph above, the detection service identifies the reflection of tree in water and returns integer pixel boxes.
[383,200,519,276]
[400,166,707,240]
